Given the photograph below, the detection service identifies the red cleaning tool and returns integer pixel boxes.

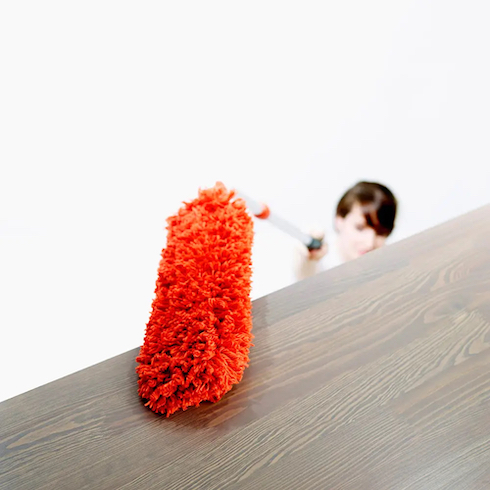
[136,182,254,417]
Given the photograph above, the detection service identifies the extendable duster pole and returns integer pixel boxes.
[235,190,323,251]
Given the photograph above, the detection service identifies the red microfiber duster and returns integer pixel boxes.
[136,182,254,416]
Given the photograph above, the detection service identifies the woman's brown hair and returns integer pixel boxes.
[336,181,397,236]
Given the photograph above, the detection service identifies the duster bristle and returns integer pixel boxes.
[136,182,254,416]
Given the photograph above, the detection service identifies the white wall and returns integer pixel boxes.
[1,1,489,402]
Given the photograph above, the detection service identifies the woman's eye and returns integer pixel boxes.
[356,224,365,231]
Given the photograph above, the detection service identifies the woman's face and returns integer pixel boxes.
[335,202,388,262]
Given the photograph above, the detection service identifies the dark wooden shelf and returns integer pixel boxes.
[2,205,490,489]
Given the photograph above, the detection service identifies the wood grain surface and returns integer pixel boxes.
[1,204,490,490]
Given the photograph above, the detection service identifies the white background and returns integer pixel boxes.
[1,1,489,402]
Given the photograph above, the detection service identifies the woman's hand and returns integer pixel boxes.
[307,228,328,261]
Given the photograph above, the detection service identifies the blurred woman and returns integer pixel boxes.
[294,181,398,280]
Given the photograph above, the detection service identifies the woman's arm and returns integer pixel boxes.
[293,229,328,281]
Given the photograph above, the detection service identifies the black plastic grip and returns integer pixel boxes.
[307,237,323,251]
